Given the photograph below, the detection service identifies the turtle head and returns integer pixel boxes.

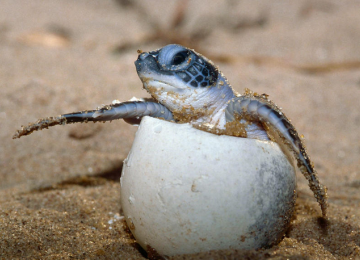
[135,44,234,122]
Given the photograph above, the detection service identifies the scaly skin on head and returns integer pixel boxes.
[13,44,327,217]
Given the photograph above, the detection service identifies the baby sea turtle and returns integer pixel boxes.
[13,44,328,217]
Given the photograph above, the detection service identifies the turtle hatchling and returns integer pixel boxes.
[13,44,327,217]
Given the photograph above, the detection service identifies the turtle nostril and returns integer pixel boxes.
[139,52,149,61]
[135,52,167,74]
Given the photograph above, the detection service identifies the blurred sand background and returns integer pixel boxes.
[1,0,360,259]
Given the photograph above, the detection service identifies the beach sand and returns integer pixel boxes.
[1,0,360,259]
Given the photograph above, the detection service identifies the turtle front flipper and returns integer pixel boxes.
[13,101,174,139]
[225,90,328,217]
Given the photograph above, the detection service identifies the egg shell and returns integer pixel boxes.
[120,116,296,256]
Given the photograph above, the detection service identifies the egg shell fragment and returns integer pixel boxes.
[120,116,296,256]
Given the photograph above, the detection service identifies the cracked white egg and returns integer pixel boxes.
[120,116,296,256]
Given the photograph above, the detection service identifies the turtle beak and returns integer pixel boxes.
[134,52,147,72]
[135,52,159,75]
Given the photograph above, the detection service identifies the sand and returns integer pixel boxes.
[1,0,360,259]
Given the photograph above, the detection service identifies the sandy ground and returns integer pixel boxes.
[1,0,360,259]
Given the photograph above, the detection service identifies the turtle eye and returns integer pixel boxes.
[158,44,193,71]
[172,51,190,66]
